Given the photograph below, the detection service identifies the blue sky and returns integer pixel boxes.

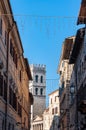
[10,0,82,105]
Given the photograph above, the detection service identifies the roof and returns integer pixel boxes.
[77,0,86,25]
[69,28,85,64]
[33,115,43,122]
[57,36,75,73]
[62,37,75,60]
[48,89,59,96]
[24,58,32,80]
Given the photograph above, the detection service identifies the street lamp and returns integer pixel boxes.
[70,84,75,94]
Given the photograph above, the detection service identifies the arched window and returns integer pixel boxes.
[35,75,38,83]
[40,88,43,95]
[40,76,43,83]
[35,88,38,95]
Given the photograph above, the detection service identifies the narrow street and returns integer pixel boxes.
[0,0,86,130]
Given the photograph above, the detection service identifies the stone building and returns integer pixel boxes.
[58,37,75,130]
[29,64,46,130]
[69,0,86,128]
[43,89,60,130]
[32,115,43,130]
[0,0,32,130]
[69,28,86,129]
[68,0,86,129]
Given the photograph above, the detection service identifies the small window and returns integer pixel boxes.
[35,88,38,95]
[62,81,64,88]
[0,18,2,35]
[10,39,13,57]
[18,103,22,117]
[3,80,7,101]
[55,107,58,114]
[55,96,57,102]
[84,55,86,61]
[8,123,11,130]
[35,75,38,83]
[20,70,22,82]
[40,88,43,95]
[5,31,7,45]
[52,108,54,114]
[15,54,17,68]
[51,98,52,104]
[12,124,14,130]
[40,76,43,83]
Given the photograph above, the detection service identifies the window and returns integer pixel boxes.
[20,70,22,82]
[0,75,3,96]
[52,108,54,114]
[40,76,43,83]
[15,54,18,68]
[35,88,38,95]
[55,96,57,102]
[0,18,2,35]
[51,98,52,104]
[9,86,13,106]
[5,31,7,45]
[55,107,58,114]
[10,39,18,68]
[62,81,64,88]
[40,88,43,95]
[8,123,11,130]
[10,39,13,57]
[13,92,17,111]
[18,102,22,117]
[84,55,86,61]
[3,80,7,101]
[35,75,38,83]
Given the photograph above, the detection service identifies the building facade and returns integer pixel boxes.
[32,115,43,130]
[29,64,46,130]
[43,89,60,130]
[58,37,75,130]
[0,0,32,130]
[69,0,86,129]
[69,28,86,129]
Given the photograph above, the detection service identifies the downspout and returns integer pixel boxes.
[5,23,14,130]
[75,64,78,130]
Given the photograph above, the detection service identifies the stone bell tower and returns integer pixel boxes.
[29,64,46,119]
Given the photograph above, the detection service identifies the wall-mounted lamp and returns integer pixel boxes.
[60,109,64,114]
[70,84,75,94]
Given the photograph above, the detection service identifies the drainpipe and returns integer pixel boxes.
[5,23,14,130]
[75,64,79,130]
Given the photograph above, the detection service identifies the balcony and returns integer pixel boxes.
[78,86,86,114]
